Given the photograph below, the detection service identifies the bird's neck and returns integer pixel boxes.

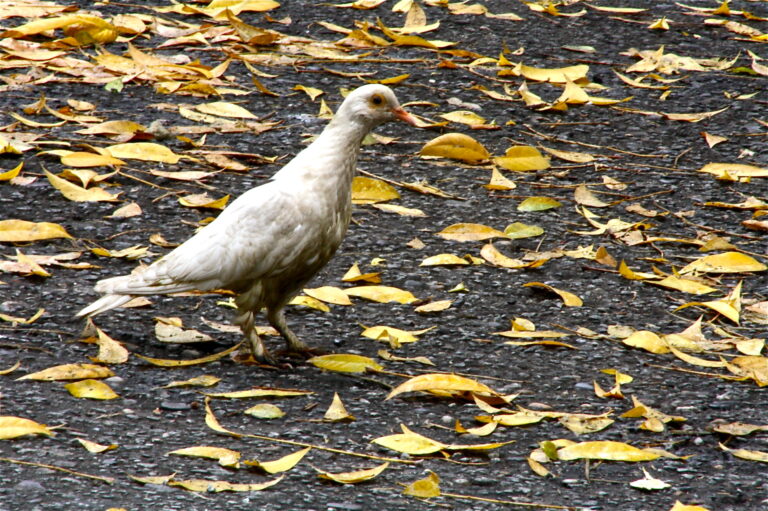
[277,116,372,185]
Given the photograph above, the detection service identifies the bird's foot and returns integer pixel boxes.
[231,342,280,368]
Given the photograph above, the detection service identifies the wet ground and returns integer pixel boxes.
[1,1,768,510]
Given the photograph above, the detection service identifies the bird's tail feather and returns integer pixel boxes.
[75,294,134,318]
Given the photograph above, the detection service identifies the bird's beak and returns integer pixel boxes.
[391,107,418,126]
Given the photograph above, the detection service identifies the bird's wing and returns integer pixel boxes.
[95,181,304,295]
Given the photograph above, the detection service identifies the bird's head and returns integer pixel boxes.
[336,84,417,128]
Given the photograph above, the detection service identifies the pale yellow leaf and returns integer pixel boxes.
[45,170,120,202]
[0,416,54,439]
[107,142,182,164]
[64,379,119,400]
[316,462,389,484]
[76,438,118,453]
[419,133,490,163]
[679,252,766,274]
[195,101,257,119]
[494,145,550,172]
[243,403,285,419]
[403,471,440,497]
[387,373,498,400]
[304,286,353,305]
[436,223,506,242]
[523,282,583,306]
[351,176,400,204]
[308,354,383,373]
[557,441,661,462]
[344,285,417,304]
[17,363,114,381]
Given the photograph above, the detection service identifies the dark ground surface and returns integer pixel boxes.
[1,1,768,510]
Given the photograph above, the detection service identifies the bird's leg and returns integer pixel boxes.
[234,309,275,364]
[266,306,313,355]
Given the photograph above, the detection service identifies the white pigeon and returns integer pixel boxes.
[77,84,417,363]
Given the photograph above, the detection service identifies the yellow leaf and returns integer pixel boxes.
[91,326,130,364]
[17,363,114,381]
[667,346,725,369]
[480,243,528,269]
[351,176,400,204]
[195,101,257,119]
[378,349,434,366]
[168,446,242,468]
[76,438,118,453]
[293,85,324,100]
[248,447,311,474]
[618,260,651,280]
[494,145,550,171]
[420,253,470,266]
[45,170,120,202]
[14,250,51,277]
[574,184,610,207]
[371,203,426,216]
[162,375,221,388]
[556,80,591,105]
[557,441,661,462]
[414,300,452,313]
[436,223,506,242]
[178,193,230,210]
[698,162,768,180]
[323,392,355,422]
[439,110,487,126]
[0,308,44,325]
[484,166,516,190]
[504,63,589,83]
[517,196,562,211]
[629,468,670,491]
[419,133,490,164]
[303,286,352,305]
[0,416,55,439]
[316,461,389,484]
[372,428,446,455]
[523,282,583,306]
[244,403,285,419]
[679,252,767,274]
[135,343,241,367]
[648,17,670,30]
[0,162,22,181]
[289,295,331,312]
[456,419,498,436]
[719,442,768,463]
[60,151,125,168]
[622,330,670,354]
[663,107,729,123]
[205,387,311,399]
[107,142,182,164]
[0,361,20,375]
[387,373,498,400]
[728,356,768,386]
[64,379,119,400]
[91,245,148,259]
[308,354,383,373]
[344,285,417,304]
[403,471,441,497]
[168,475,283,492]
[650,275,718,295]
[74,120,146,136]
[504,222,544,239]
[155,320,213,344]
[541,146,595,163]
[361,325,432,345]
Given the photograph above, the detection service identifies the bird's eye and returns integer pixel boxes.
[371,94,384,106]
